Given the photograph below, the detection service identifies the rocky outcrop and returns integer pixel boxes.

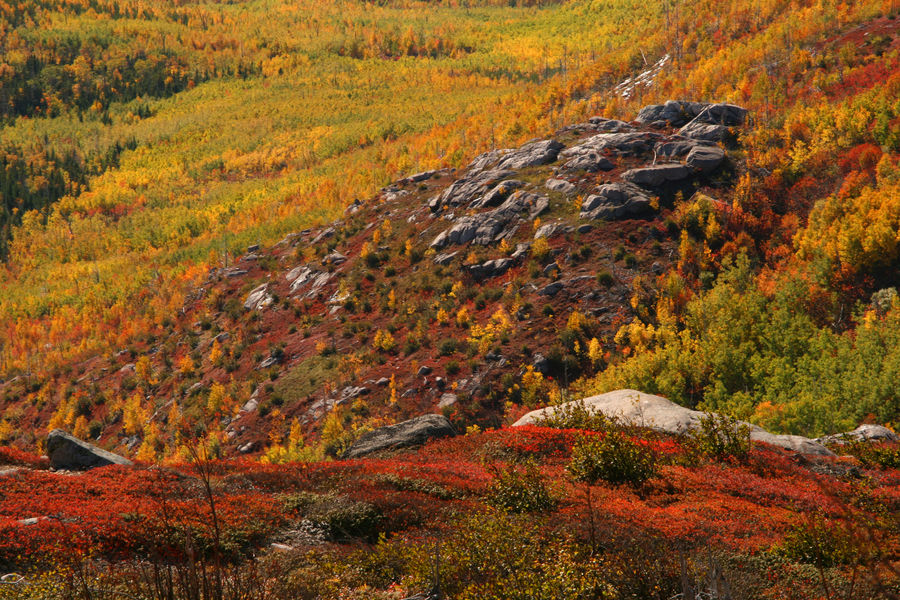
[685,145,726,172]
[495,139,564,170]
[467,258,514,281]
[679,122,731,142]
[244,283,273,311]
[47,429,134,470]
[344,414,456,459]
[513,389,834,457]
[427,168,515,212]
[431,190,549,249]
[560,152,616,173]
[622,163,690,187]
[636,101,747,128]
[287,266,333,298]
[562,132,661,159]
[580,183,652,220]
[469,180,527,209]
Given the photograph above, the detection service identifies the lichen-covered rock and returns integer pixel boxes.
[470,180,527,209]
[47,429,133,471]
[344,414,456,459]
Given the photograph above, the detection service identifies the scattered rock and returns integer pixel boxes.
[543,262,560,277]
[433,251,459,266]
[430,191,548,248]
[532,353,551,374]
[581,183,652,220]
[375,377,391,387]
[534,222,571,239]
[247,244,260,253]
[545,178,576,194]
[512,389,834,457]
[244,283,273,311]
[241,398,259,413]
[322,251,347,266]
[438,393,458,408]
[118,363,136,375]
[622,163,690,187]
[258,355,280,370]
[467,258,514,281]
[496,139,564,170]
[511,242,532,259]
[417,365,433,377]
[344,414,456,459]
[47,430,134,471]
[340,386,371,402]
[213,332,230,343]
[403,170,440,184]
[238,442,257,454]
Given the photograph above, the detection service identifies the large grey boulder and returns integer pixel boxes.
[686,145,726,173]
[678,121,732,142]
[581,183,652,220]
[818,424,899,446]
[635,101,710,126]
[345,414,456,459]
[47,429,133,471]
[496,139,564,170]
[622,164,691,187]
[512,389,834,457]
[693,103,748,126]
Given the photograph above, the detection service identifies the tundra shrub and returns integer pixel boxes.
[685,412,752,461]
[487,462,557,514]
[568,433,657,488]
[779,517,865,568]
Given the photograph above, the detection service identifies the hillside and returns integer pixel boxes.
[1,0,900,597]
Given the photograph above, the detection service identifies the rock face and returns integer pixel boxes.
[580,183,652,220]
[47,429,133,470]
[344,414,456,459]
[512,389,834,457]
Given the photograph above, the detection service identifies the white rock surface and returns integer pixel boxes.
[513,389,834,457]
